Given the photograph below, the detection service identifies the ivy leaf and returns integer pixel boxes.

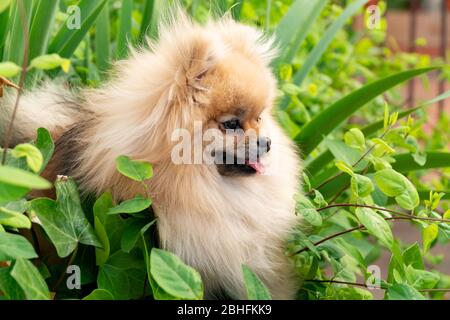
[386,283,425,300]
[422,224,438,253]
[94,192,126,256]
[108,195,152,215]
[0,267,25,300]
[10,259,50,300]
[97,250,147,300]
[116,155,153,182]
[94,216,110,266]
[83,289,115,300]
[355,208,393,248]
[242,265,272,300]
[29,177,101,258]
[150,248,203,300]
[121,219,155,253]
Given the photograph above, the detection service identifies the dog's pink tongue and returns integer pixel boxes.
[248,161,265,174]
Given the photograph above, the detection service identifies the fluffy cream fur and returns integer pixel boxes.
[2,11,302,299]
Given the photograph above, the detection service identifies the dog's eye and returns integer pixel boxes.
[221,119,240,130]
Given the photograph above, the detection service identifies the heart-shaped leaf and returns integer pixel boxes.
[29,177,101,258]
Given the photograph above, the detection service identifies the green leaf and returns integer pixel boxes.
[29,177,101,258]
[97,250,147,300]
[35,128,55,174]
[0,232,37,261]
[362,89,450,137]
[402,243,424,270]
[351,174,374,198]
[10,259,50,300]
[49,0,108,58]
[355,208,393,248]
[29,54,71,73]
[422,224,438,253]
[344,128,365,150]
[296,195,322,227]
[108,195,152,215]
[0,203,31,229]
[121,219,155,253]
[386,284,425,300]
[374,169,419,210]
[295,67,438,155]
[83,288,114,300]
[277,110,300,138]
[95,1,110,73]
[11,143,43,173]
[0,61,21,77]
[28,0,59,63]
[405,266,440,290]
[242,265,272,300]
[335,160,354,176]
[116,155,153,182]
[274,0,328,67]
[284,0,368,92]
[0,183,29,205]
[117,0,133,59]
[94,192,126,255]
[0,166,51,189]
[94,216,110,266]
[325,138,368,171]
[0,267,25,300]
[150,248,203,300]
[0,0,11,14]
[391,152,450,173]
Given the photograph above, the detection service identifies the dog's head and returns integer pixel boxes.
[104,11,279,177]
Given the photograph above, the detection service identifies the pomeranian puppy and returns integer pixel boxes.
[1,11,302,299]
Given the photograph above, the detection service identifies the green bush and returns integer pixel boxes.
[0,0,449,300]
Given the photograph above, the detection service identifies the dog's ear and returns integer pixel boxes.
[156,12,223,107]
[212,18,277,67]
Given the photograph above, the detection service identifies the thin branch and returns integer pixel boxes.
[292,214,449,256]
[52,245,78,293]
[305,279,384,290]
[1,0,29,164]
[305,279,450,294]
[317,203,450,223]
[308,128,390,195]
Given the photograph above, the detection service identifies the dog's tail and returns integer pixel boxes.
[0,82,80,146]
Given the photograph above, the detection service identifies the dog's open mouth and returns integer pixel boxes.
[245,159,265,174]
[216,157,265,176]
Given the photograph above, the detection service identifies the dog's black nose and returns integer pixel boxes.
[257,136,271,153]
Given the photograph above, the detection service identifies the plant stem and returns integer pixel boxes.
[1,0,29,164]
[308,128,390,195]
[305,279,450,293]
[292,213,449,256]
[305,279,384,289]
[317,203,450,223]
[52,245,78,293]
